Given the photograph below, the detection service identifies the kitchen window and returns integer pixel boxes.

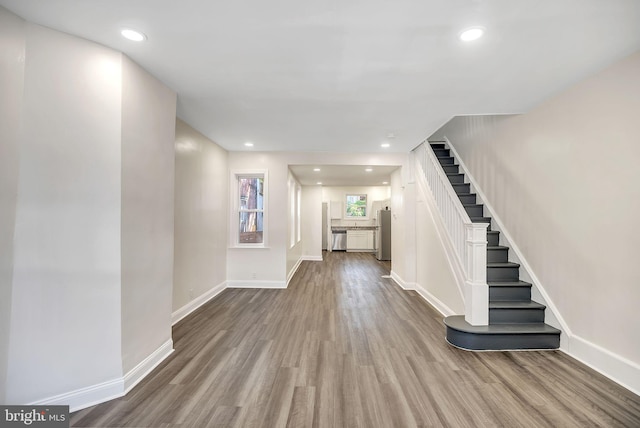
[232,170,267,247]
[345,194,367,217]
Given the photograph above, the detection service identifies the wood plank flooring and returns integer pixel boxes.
[71,252,640,427]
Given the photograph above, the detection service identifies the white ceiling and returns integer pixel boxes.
[2,0,640,155]
[289,164,398,186]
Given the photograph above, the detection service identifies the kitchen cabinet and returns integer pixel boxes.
[347,230,374,252]
[330,201,343,219]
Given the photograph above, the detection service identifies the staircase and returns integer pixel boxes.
[430,142,561,350]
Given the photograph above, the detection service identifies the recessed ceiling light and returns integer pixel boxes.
[382,181,389,185]
[313,168,321,172]
[244,142,254,147]
[365,168,373,172]
[121,28,146,42]
[459,27,485,42]
[317,182,323,185]
[381,143,390,148]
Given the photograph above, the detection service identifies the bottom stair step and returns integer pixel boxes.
[489,301,546,324]
[444,315,560,351]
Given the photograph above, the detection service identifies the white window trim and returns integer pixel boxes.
[345,193,369,219]
[230,169,268,248]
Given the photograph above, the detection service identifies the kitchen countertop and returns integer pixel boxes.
[332,226,378,231]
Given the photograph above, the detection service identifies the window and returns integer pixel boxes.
[346,194,367,217]
[233,171,267,246]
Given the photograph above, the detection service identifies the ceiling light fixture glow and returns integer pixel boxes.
[459,27,485,42]
[317,182,323,185]
[365,168,373,172]
[244,142,254,147]
[381,143,390,148]
[121,28,146,42]
[313,168,321,172]
[382,181,389,185]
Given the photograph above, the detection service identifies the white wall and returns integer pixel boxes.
[173,119,228,315]
[322,186,391,227]
[227,153,289,287]
[227,152,406,287]
[6,22,124,403]
[413,173,465,315]
[389,169,418,289]
[120,56,176,375]
[431,50,640,393]
[0,6,25,404]
[301,186,323,260]
[286,171,303,279]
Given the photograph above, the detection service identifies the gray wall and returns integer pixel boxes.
[0,7,25,404]
[121,55,177,375]
[173,119,228,313]
[1,6,177,404]
[6,21,124,403]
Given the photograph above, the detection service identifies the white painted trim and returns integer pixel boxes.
[28,340,174,413]
[414,284,457,317]
[29,378,124,413]
[443,136,573,338]
[390,271,456,317]
[390,270,416,290]
[565,335,640,397]
[172,281,227,325]
[229,168,269,248]
[226,280,287,289]
[287,257,303,286]
[123,340,174,395]
[302,255,323,261]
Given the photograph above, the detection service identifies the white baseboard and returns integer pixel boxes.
[565,335,640,396]
[390,270,456,317]
[172,281,227,325]
[29,340,174,413]
[286,256,323,286]
[414,284,456,317]
[287,258,303,286]
[226,280,287,289]
[390,270,415,290]
[29,377,124,413]
[123,339,174,394]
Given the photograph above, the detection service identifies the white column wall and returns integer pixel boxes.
[6,23,124,403]
[173,119,228,314]
[120,56,177,375]
[390,169,413,285]
[286,171,303,279]
[301,186,323,260]
[0,7,25,404]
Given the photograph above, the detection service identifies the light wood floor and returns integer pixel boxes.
[72,251,640,427]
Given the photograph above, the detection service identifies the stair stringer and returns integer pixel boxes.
[411,151,467,316]
[441,136,570,349]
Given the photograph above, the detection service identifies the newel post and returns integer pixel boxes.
[464,223,489,326]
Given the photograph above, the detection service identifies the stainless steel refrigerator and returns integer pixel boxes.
[376,210,391,261]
